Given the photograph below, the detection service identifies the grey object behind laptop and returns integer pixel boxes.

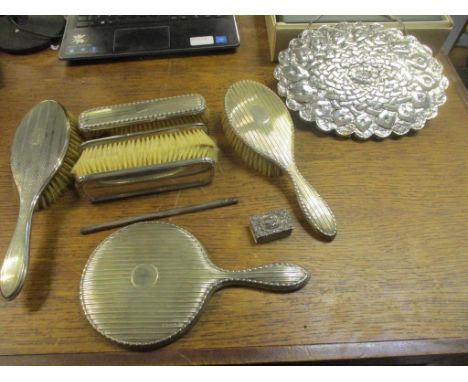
[278,15,445,23]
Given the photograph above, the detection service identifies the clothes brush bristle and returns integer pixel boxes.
[72,128,218,178]
[87,109,211,138]
[221,113,282,177]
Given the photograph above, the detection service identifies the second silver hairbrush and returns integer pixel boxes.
[223,80,337,239]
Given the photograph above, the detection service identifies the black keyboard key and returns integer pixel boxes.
[76,15,211,28]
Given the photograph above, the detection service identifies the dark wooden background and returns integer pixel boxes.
[0,16,467,365]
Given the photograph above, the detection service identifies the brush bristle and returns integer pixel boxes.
[37,112,83,210]
[72,127,218,178]
[221,113,282,177]
[85,109,211,138]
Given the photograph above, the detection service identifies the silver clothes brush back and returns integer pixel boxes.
[78,94,210,138]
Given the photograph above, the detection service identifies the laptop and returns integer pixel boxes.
[59,15,240,61]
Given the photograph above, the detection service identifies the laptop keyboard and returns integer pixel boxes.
[75,15,225,28]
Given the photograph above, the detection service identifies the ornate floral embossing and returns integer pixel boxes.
[274,23,449,139]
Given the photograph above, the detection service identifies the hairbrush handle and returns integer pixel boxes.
[219,263,310,291]
[286,165,337,239]
[0,197,34,300]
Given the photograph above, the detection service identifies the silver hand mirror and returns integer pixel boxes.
[80,221,310,348]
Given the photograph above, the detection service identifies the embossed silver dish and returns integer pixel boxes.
[80,221,309,348]
[274,22,449,139]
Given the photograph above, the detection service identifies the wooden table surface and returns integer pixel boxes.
[0,16,467,365]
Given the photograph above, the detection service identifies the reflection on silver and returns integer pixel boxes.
[274,23,449,139]
[80,222,310,348]
[75,158,215,202]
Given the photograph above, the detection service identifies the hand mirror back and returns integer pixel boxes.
[80,221,310,348]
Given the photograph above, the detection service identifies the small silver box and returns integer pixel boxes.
[249,209,293,244]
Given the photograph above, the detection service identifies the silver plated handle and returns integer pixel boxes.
[0,198,35,300]
[220,263,310,291]
[286,165,337,238]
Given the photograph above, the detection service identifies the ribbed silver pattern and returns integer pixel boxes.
[78,94,207,135]
[224,80,337,238]
[1,100,72,300]
[80,222,309,348]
